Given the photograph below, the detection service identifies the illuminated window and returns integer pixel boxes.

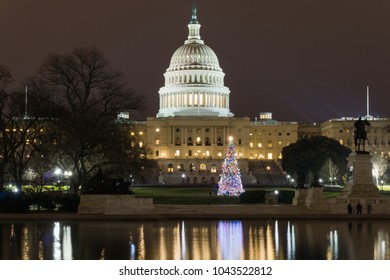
[278,141,282,145]
[139,131,143,135]
[267,141,273,148]
[200,163,206,171]
[155,128,160,132]
[168,164,174,173]
[190,164,195,172]
[258,143,262,148]
[175,137,181,146]
[196,137,202,145]
[155,139,160,145]
[217,152,222,157]
[130,131,135,136]
[139,141,143,147]
[131,141,135,147]
[250,142,253,148]
[175,150,180,157]
[267,153,273,159]
[211,164,217,173]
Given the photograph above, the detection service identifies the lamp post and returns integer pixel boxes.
[54,168,62,185]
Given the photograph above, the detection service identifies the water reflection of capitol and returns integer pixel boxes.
[3,220,390,260]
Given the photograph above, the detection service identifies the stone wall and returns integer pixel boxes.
[78,195,154,214]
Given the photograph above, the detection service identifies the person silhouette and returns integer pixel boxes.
[356,202,363,214]
[347,203,352,214]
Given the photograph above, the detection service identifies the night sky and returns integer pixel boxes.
[1,0,390,123]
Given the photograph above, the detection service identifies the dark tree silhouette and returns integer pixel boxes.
[282,136,351,187]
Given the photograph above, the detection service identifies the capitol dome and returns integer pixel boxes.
[167,43,222,72]
[157,5,233,118]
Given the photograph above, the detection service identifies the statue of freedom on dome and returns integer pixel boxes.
[191,4,198,23]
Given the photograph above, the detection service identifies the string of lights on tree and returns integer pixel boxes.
[217,137,245,196]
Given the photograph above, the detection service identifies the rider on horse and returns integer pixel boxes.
[354,117,370,152]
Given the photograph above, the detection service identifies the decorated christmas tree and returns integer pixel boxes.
[217,137,245,196]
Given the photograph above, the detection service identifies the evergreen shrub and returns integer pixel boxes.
[239,190,266,203]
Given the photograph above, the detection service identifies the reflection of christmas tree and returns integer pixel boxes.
[217,138,245,196]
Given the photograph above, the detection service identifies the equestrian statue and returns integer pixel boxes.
[354,117,370,152]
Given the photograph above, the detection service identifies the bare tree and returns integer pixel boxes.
[29,47,145,193]
[372,154,388,185]
[1,76,55,191]
[0,65,14,191]
[320,158,340,185]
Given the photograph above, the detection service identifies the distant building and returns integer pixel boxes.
[298,123,321,139]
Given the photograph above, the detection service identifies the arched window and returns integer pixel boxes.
[168,164,174,173]
[178,164,184,172]
[211,164,217,173]
[205,137,211,146]
[200,163,207,171]
[217,137,223,146]
[190,164,195,172]
[187,137,193,146]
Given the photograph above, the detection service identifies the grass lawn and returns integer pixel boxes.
[132,185,295,205]
[132,186,241,204]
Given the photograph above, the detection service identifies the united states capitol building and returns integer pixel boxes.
[128,6,390,185]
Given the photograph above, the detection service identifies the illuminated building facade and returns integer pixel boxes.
[129,6,389,185]
[125,6,298,185]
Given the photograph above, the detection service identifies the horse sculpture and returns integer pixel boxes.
[354,117,370,152]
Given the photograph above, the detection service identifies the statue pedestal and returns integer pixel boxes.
[305,188,328,211]
[293,188,328,211]
[292,189,308,205]
[343,152,380,198]
[328,152,390,214]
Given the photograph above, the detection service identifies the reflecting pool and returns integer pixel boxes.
[1,220,389,260]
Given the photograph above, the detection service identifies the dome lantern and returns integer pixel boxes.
[186,4,203,44]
